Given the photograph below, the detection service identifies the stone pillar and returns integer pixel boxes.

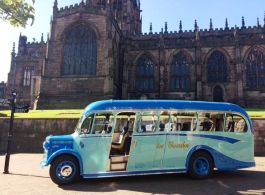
[197,81,202,100]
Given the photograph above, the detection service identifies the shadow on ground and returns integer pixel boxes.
[59,170,265,194]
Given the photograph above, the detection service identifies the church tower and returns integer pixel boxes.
[34,0,142,109]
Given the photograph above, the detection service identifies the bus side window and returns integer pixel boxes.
[235,118,247,133]
[80,114,94,134]
[225,114,235,132]
[182,122,191,131]
[159,112,170,131]
[137,115,158,133]
[197,112,213,131]
[215,115,224,131]
[209,114,225,132]
[91,113,114,134]
[225,114,247,133]
[168,114,182,131]
[172,112,196,131]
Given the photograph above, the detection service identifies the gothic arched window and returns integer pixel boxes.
[63,25,97,75]
[207,50,227,82]
[246,49,265,87]
[135,54,154,90]
[170,52,190,89]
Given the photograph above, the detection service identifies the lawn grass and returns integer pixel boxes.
[246,109,265,118]
[0,108,265,118]
[0,109,83,118]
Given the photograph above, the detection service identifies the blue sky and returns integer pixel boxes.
[0,0,264,82]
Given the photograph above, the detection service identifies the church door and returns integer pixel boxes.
[213,85,223,102]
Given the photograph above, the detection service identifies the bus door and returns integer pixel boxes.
[127,113,167,171]
[78,113,114,174]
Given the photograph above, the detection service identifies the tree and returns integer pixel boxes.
[0,0,35,28]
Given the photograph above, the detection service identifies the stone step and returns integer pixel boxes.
[111,155,128,163]
[110,162,127,171]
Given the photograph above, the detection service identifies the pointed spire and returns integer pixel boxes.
[225,18,228,30]
[161,28,163,34]
[179,20,183,33]
[53,0,58,8]
[209,18,213,30]
[164,22,168,33]
[234,25,238,38]
[263,12,265,27]
[11,42,15,56]
[194,19,198,31]
[41,33,44,42]
[195,26,199,41]
[257,17,260,28]
[242,16,245,28]
[12,42,15,53]
[149,22,152,34]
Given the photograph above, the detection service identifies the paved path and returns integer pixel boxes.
[0,153,265,195]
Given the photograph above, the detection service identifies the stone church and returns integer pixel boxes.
[5,0,265,109]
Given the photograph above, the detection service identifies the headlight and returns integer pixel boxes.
[43,141,50,150]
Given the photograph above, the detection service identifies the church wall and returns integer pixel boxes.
[5,40,46,109]
[5,1,265,109]
[200,46,238,103]
[37,8,116,109]
[45,12,107,77]
[126,28,265,105]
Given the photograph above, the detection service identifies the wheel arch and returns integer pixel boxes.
[186,145,216,172]
[47,149,83,174]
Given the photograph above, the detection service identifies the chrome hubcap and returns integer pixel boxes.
[60,165,73,177]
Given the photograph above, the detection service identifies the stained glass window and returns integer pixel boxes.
[207,51,227,82]
[63,25,97,75]
[170,52,190,89]
[23,66,34,86]
[135,54,154,90]
[246,49,265,87]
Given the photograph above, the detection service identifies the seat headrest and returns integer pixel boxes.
[107,126,112,133]
[122,126,128,133]
[141,125,146,132]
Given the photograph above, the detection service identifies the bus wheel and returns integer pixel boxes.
[49,155,79,185]
[188,152,213,179]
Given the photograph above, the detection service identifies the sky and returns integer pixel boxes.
[0,0,265,82]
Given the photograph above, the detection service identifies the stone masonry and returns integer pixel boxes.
[4,0,265,109]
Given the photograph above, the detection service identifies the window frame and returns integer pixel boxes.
[135,54,155,91]
[63,25,97,76]
[170,52,190,90]
[207,50,228,83]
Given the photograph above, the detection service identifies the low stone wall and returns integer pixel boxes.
[0,118,265,155]
[252,119,265,156]
[0,118,77,153]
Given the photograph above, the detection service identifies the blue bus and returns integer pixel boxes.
[41,100,255,185]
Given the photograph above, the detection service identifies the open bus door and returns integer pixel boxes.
[127,113,167,171]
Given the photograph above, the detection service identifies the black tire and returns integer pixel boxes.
[188,151,214,180]
[49,155,80,185]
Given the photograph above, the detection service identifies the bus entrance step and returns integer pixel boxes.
[110,156,128,163]
[110,162,127,171]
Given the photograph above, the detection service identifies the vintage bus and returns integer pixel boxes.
[41,100,255,185]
